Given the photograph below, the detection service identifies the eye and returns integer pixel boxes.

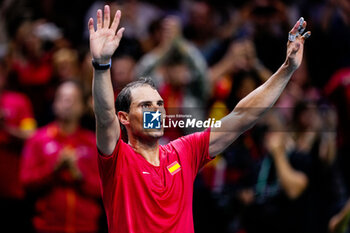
[141,103,151,108]
[158,102,164,107]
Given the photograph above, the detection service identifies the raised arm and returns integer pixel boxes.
[88,5,124,155]
[209,17,311,157]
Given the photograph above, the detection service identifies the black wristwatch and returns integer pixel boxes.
[92,59,111,70]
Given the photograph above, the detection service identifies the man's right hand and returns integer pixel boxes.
[88,5,124,64]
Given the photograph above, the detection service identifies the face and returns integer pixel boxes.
[53,49,79,80]
[53,82,84,122]
[119,85,165,141]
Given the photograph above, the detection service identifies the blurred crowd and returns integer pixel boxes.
[0,0,349,232]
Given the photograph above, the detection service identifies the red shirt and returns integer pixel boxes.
[12,54,53,86]
[98,129,212,233]
[21,122,102,233]
[0,91,36,198]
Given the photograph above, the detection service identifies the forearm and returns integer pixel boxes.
[272,151,308,199]
[209,17,310,157]
[219,63,295,135]
[93,68,121,154]
[92,69,116,126]
[209,64,295,156]
[337,199,350,217]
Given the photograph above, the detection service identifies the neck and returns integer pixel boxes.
[128,135,160,166]
[57,119,79,135]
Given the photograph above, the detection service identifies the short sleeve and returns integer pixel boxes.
[97,135,123,174]
[97,134,130,193]
[170,128,213,176]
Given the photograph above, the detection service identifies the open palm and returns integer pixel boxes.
[88,5,124,64]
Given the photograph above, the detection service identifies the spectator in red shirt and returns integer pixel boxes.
[0,59,36,232]
[20,80,102,233]
[88,5,310,233]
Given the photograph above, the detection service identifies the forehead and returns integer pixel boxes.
[130,85,162,105]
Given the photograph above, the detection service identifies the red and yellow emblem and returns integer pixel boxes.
[167,161,181,175]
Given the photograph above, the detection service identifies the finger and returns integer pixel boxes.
[114,27,125,44]
[297,17,304,33]
[97,9,103,30]
[298,20,307,35]
[289,18,301,35]
[288,17,306,42]
[110,10,121,32]
[88,18,95,35]
[302,31,311,40]
[103,5,110,28]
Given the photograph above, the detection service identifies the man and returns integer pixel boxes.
[21,81,102,233]
[88,5,310,233]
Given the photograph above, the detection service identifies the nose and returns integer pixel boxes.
[151,103,165,117]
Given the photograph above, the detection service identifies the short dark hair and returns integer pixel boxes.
[115,77,157,113]
[115,77,157,142]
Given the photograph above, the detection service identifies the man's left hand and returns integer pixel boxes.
[285,17,311,71]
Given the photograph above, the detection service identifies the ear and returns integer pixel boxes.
[117,111,129,126]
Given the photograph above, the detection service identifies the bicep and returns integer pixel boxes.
[96,115,120,155]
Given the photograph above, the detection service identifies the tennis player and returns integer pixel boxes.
[88,5,311,233]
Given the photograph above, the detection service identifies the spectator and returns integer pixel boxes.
[0,58,36,232]
[135,16,208,140]
[242,101,342,233]
[0,0,347,232]
[240,0,290,71]
[52,48,80,82]
[325,67,350,192]
[8,20,56,126]
[111,37,142,99]
[20,81,102,233]
[183,0,221,64]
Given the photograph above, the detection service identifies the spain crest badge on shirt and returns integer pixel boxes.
[167,161,181,175]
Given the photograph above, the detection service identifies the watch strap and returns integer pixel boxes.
[92,59,111,70]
